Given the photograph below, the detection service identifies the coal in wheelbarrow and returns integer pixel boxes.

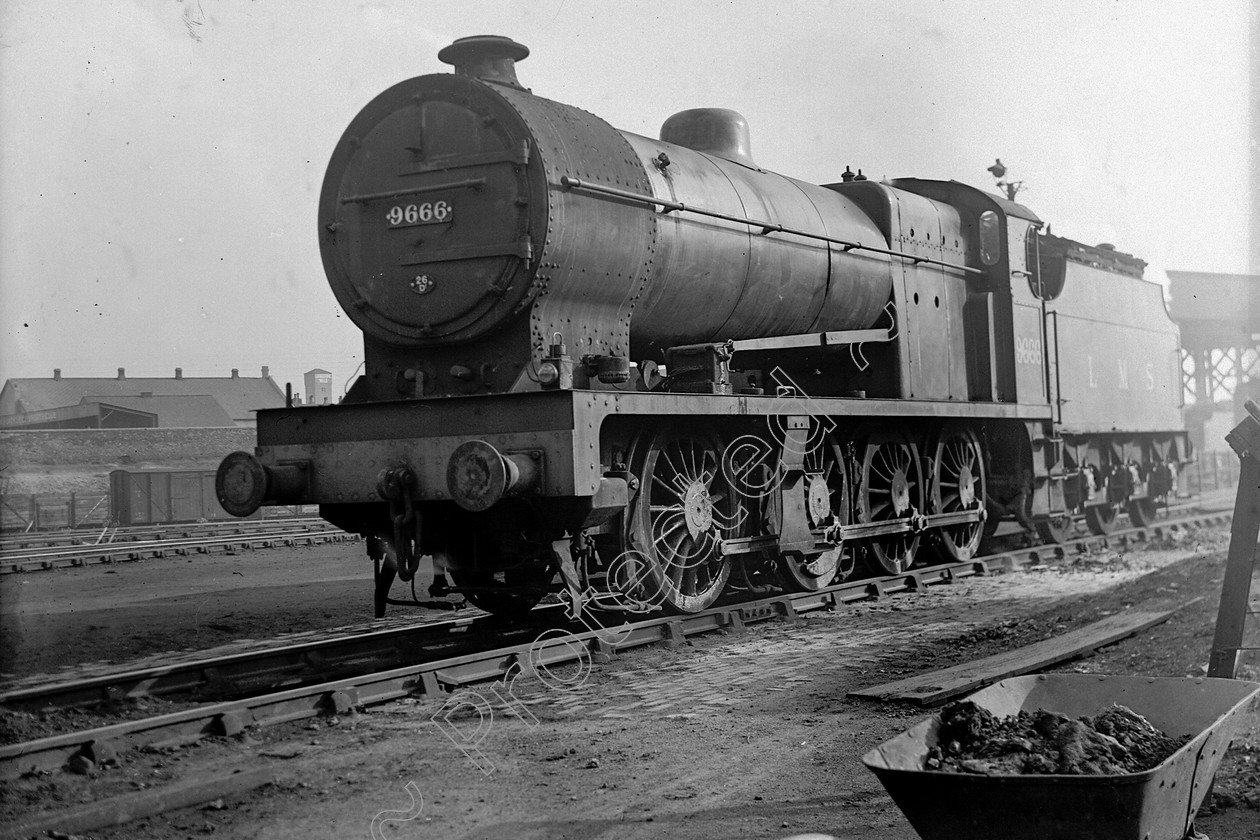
[862,674,1260,840]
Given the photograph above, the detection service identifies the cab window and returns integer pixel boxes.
[1027,234,1066,300]
[978,210,1001,266]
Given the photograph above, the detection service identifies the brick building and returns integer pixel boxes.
[0,367,285,429]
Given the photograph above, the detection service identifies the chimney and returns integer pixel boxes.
[231,368,239,379]
[262,365,270,379]
[175,368,183,379]
[117,368,126,380]
[53,368,61,380]
[438,35,529,89]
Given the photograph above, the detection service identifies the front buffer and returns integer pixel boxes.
[216,391,625,616]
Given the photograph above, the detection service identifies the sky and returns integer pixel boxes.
[0,0,1252,400]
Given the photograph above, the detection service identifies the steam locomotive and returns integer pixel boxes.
[217,36,1188,617]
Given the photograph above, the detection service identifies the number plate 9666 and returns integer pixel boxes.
[385,200,453,228]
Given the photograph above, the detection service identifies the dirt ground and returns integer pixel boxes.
[2,521,1258,840]
[0,542,376,679]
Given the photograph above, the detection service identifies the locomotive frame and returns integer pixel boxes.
[217,36,1189,617]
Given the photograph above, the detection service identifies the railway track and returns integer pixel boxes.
[0,516,325,551]
[0,519,358,575]
[0,607,544,710]
[0,506,1232,779]
[0,491,1230,577]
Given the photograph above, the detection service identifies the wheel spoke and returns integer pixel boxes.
[657,523,687,552]
[653,516,688,541]
[659,446,685,483]
[652,472,680,497]
[861,433,923,573]
[667,548,687,585]
[872,454,896,481]
[931,430,986,561]
[631,430,737,612]
[683,442,702,482]
[698,449,717,486]
[652,506,687,525]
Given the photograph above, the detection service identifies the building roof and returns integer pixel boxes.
[0,370,285,425]
[0,401,158,430]
[80,395,235,427]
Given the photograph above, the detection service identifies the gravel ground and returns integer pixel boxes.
[2,520,1257,840]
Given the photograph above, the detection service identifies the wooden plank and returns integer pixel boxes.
[1208,444,1260,678]
[3,766,275,839]
[848,605,1190,706]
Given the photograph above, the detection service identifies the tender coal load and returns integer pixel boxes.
[925,700,1189,775]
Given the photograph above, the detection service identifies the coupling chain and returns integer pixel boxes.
[377,466,421,582]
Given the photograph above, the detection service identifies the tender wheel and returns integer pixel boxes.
[858,430,923,574]
[1034,513,1074,544]
[778,440,852,590]
[448,562,555,616]
[628,426,734,613]
[930,426,987,562]
[1126,497,1158,528]
[443,499,554,616]
[1084,502,1119,535]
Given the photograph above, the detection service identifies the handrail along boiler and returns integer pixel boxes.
[216,36,1189,616]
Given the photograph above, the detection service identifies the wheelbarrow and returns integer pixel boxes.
[862,674,1260,840]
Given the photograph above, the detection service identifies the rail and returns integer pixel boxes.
[0,607,538,711]
[0,506,1233,779]
[0,522,359,575]
[0,515,328,550]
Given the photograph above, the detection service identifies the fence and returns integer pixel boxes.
[0,492,319,533]
[0,492,112,532]
[1181,450,1241,496]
